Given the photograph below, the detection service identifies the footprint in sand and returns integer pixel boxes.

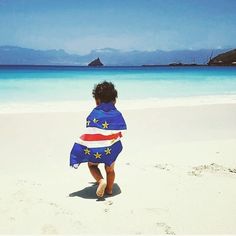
[229,168,236,174]
[103,200,113,213]
[40,199,73,216]
[17,179,41,187]
[154,163,172,171]
[49,202,59,208]
[156,222,175,235]
[188,163,236,177]
[105,200,113,206]
[104,208,109,213]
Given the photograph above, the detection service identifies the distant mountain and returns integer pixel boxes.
[0,45,230,66]
[0,45,80,65]
[86,48,230,66]
[208,49,236,66]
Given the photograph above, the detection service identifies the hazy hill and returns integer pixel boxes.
[86,48,229,66]
[0,46,80,65]
[208,49,236,66]
[0,45,230,66]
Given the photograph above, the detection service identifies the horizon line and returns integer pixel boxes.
[0,45,233,56]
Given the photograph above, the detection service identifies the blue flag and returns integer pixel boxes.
[70,102,127,167]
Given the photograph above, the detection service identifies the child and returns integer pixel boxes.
[70,81,127,198]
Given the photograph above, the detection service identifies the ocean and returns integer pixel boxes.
[0,65,236,112]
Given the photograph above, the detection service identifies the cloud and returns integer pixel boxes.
[62,34,148,54]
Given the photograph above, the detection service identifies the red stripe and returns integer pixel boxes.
[80,132,122,141]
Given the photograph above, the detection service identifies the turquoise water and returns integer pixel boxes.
[0,66,236,103]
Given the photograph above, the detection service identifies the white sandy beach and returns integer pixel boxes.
[0,100,236,234]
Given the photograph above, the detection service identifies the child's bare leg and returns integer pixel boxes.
[105,162,115,195]
[88,162,106,197]
[88,162,103,182]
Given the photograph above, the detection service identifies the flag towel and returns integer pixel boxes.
[70,102,127,167]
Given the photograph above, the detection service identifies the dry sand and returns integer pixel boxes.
[0,103,236,234]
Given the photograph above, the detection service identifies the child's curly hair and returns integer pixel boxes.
[92,81,118,103]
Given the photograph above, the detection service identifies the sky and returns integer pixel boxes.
[0,0,236,54]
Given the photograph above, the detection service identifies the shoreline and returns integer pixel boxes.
[1,64,236,67]
[1,94,236,113]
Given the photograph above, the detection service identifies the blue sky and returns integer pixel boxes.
[0,0,235,54]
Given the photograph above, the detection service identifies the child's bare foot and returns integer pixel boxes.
[96,179,107,197]
[105,187,113,195]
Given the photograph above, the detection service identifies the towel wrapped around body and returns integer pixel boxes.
[70,102,127,167]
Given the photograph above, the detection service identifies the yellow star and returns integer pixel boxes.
[86,120,90,126]
[84,148,90,155]
[93,118,99,123]
[102,121,109,129]
[104,148,111,155]
[94,152,102,159]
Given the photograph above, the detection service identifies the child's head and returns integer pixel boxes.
[92,81,118,105]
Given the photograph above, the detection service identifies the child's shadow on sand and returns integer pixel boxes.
[69,182,121,200]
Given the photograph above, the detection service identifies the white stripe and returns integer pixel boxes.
[77,137,121,148]
[85,127,124,135]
